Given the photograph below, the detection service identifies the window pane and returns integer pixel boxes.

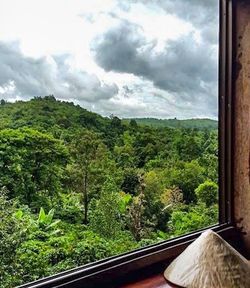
[0,0,219,286]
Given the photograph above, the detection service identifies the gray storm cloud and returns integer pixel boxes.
[0,41,118,102]
[118,0,219,45]
[158,0,219,45]
[92,20,218,112]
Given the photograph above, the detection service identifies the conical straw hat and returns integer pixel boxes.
[164,230,250,288]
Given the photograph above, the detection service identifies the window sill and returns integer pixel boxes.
[19,224,240,288]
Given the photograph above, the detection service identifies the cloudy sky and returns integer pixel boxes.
[0,0,219,119]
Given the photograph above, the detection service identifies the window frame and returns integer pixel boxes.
[218,0,234,225]
[18,1,235,287]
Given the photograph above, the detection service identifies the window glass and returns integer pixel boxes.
[0,0,219,286]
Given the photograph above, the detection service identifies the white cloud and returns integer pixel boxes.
[0,42,118,103]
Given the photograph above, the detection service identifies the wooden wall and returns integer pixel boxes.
[234,0,250,255]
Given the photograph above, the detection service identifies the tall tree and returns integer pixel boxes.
[90,177,122,239]
[0,128,68,208]
[71,130,114,223]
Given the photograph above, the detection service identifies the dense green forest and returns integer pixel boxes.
[0,96,218,287]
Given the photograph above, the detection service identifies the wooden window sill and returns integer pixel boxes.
[120,273,172,288]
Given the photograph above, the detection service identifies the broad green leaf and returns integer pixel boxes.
[38,207,46,223]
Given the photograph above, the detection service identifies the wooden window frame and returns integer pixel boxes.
[19,1,236,287]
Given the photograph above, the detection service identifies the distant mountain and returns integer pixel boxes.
[122,118,218,130]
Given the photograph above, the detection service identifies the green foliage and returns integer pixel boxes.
[127,176,148,241]
[0,188,28,287]
[174,130,202,161]
[114,131,136,168]
[129,119,138,129]
[0,96,108,134]
[195,180,218,207]
[55,192,83,223]
[0,97,219,287]
[14,230,112,285]
[167,160,205,203]
[90,178,123,239]
[121,168,140,195]
[0,128,68,208]
[69,231,112,266]
[168,203,218,237]
[144,171,163,200]
[0,99,6,105]
[15,240,52,283]
[143,171,169,231]
[118,192,132,214]
[37,207,61,231]
[70,130,118,223]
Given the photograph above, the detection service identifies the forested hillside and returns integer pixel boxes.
[123,118,218,129]
[0,96,218,287]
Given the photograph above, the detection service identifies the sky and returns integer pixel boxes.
[0,0,219,119]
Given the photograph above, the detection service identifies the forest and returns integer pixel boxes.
[0,96,218,287]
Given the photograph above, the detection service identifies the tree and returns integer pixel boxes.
[168,160,205,204]
[134,131,158,167]
[195,180,218,207]
[110,115,123,132]
[0,128,68,208]
[199,130,218,183]
[173,129,202,161]
[121,168,140,195]
[161,186,183,207]
[114,131,136,168]
[71,130,112,223]
[104,115,125,149]
[129,119,138,130]
[144,171,163,201]
[1,99,6,105]
[143,171,167,230]
[127,174,146,241]
[90,178,122,239]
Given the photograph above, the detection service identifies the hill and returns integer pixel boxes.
[0,97,217,137]
[0,96,110,134]
[122,118,218,130]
